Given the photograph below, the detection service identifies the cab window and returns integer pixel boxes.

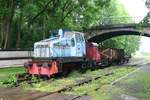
[71,38,75,47]
[75,33,84,43]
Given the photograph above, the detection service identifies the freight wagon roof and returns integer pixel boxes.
[99,48,124,50]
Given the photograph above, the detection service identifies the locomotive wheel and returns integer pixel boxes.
[81,62,87,69]
[62,68,69,77]
[57,61,63,73]
[60,63,70,77]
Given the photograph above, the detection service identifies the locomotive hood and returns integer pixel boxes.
[33,36,73,58]
[33,37,61,58]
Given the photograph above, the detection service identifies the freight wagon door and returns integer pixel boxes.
[75,33,85,57]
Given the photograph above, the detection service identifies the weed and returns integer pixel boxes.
[0,67,24,87]
[0,65,138,100]
[0,74,17,86]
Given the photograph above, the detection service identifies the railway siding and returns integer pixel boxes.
[0,65,137,100]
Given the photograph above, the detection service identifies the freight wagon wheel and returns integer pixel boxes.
[117,60,121,65]
[126,59,129,63]
[101,58,109,67]
[87,61,94,68]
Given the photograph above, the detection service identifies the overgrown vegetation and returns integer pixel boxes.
[0,67,24,86]
[64,67,136,99]
[0,66,143,99]
[0,0,141,55]
[142,0,150,25]
[21,66,136,99]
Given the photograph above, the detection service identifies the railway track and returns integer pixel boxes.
[28,71,113,100]
[0,50,119,99]
[1,71,113,100]
[1,65,137,100]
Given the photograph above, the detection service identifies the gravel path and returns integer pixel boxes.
[111,63,150,100]
[124,57,150,66]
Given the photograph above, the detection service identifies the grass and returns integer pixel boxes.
[22,67,115,92]
[0,67,25,86]
[0,66,138,100]
[20,66,136,100]
[0,66,109,88]
[116,72,150,99]
[63,66,136,100]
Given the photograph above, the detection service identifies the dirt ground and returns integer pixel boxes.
[0,87,90,100]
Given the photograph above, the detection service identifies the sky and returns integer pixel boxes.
[119,0,148,17]
[119,0,150,53]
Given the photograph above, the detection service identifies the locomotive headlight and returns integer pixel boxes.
[42,62,48,67]
[37,63,42,67]
[42,62,51,67]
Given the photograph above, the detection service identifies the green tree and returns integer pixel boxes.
[98,0,141,55]
[0,0,112,49]
[100,36,140,55]
[0,0,140,53]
